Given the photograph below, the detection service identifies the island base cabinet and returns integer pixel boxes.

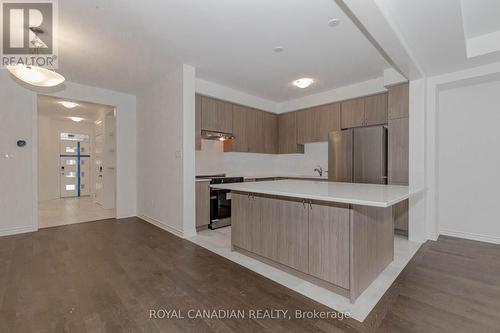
[231,194,261,253]
[276,199,309,273]
[231,193,395,303]
[350,205,394,302]
[308,202,350,289]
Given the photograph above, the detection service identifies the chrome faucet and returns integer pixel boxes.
[314,165,323,177]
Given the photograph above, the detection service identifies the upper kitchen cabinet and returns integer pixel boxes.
[341,93,388,128]
[341,98,365,128]
[227,106,276,154]
[278,112,304,154]
[231,104,250,152]
[200,95,233,134]
[388,83,409,120]
[195,94,202,150]
[297,103,341,143]
[262,112,278,154]
[364,93,388,126]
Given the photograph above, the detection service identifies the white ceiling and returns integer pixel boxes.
[56,0,389,101]
[37,95,114,123]
[378,0,500,76]
[461,0,500,39]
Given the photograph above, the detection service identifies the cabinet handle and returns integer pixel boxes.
[302,200,306,209]
[309,200,313,210]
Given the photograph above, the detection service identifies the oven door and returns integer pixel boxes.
[210,189,232,229]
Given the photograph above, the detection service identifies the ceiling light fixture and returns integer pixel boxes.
[274,46,284,53]
[60,101,79,109]
[328,19,341,27]
[6,64,65,88]
[68,117,84,122]
[293,78,314,89]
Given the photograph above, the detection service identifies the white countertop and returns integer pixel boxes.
[210,179,409,208]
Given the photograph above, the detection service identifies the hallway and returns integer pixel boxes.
[38,197,115,229]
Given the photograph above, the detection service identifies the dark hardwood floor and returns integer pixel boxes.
[0,218,499,333]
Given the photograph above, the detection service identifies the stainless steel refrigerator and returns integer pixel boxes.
[328,125,388,184]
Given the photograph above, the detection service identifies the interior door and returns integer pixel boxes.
[353,126,387,184]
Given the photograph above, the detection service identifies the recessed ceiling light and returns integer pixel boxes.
[328,18,341,27]
[60,101,79,108]
[274,46,284,53]
[68,117,84,122]
[293,78,314,89]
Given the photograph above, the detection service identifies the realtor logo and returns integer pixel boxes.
[1,0,58,68]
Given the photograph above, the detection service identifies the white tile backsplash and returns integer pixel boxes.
[195,140,328,177]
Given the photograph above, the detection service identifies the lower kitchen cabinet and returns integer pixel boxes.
[308,202,350,288]
[195,181,211,229]
[231,193,261,252]
[276,198,309,273]
[230,193,394,302]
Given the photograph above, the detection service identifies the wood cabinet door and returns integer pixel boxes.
[388,117,409,184]
[201,96,233,133]
[296,108,316,144]
[231,105,249,152]
[365,93,388,126]
[195,94,202,150]
[263,112,278,154]
[195,181,210,228]
[341,98,365,129]
[318,103,341,140]
[231,193,261,252]
[247,108,264,153]
[308,202,350,288]
[278,112,304,154]
[388,83,409,120]
[258,196,280,261]
[277,199,309,273]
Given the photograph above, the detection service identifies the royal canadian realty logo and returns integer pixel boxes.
[1,0,58,68]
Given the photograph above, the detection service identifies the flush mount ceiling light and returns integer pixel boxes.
[60,101,79,109]
[328,18,341,27]
[273,46,284,53]
[6,65,65,87]
[292,78,314,89]
[68,117,84,122]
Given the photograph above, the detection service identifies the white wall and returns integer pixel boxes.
[436,78,500,243]
[37,116,94,201]
[137,64,195,237]
[0,73,37,236]
[0,71,137,237]
[425,62,500,244]
[196,140,328,177]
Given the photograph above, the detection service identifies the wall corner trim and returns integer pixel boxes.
[138,214,191,239]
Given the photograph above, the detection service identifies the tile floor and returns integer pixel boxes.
[38,197,115,229]
[188,226,422,322]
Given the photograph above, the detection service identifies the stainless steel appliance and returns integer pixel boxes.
[328,125,388,184]
[196,175,244,230]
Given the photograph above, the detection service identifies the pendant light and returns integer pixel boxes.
[6,64,65,87]
[6,27,65,87]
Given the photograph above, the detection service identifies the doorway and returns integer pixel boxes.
[37,95,117,228]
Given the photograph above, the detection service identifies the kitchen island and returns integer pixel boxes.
[210,179,409,303]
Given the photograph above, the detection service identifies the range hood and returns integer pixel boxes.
[201,130,235,141]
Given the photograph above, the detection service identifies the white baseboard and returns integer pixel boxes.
[0,225,38,237]
[439,229,500,245]
[138,215,186,238]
